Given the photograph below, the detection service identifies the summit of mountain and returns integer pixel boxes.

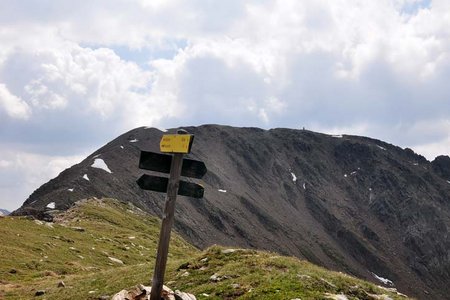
[13,125,450,299]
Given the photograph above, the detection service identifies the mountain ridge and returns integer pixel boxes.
[0,209,10,216]
[13,125,450,299]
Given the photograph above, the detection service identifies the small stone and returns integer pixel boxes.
[174,290,197,300]
[9,268,17,274]
[200,257,208,263]
[71,226,85,232]
[231,283,240,289]
[108,257,124,264]
[57,280,65,288]
[221,249,236,254]
[181,271,190,277]
[35,290,45,296]
[210,273,221,282]
[297,274,311,279]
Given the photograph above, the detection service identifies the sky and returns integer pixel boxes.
[1,0,449,211]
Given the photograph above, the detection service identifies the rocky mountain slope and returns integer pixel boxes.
[0,209,10,216]
[14,125,450,299]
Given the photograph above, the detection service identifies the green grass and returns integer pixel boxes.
[0,198,411,299]
[0,198,196,299]
[167,246,409,300]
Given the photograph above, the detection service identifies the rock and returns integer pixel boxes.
[34,290,45,296]
[71,226,85,232]
[112,289,131,300]
[297,274,311,279]
[45,222,54,228]
[9,268,17,274]
[210,273,222,282]
[112,284,181,300]
[34,220,44,225]
[324,294,349,300]
[174,290,197,300]
[231,283,240,289]
[221,249,236,254]
[108,257,124,264]
[181,271,190,277]
[57,280,65,288]
[43,270,57,277]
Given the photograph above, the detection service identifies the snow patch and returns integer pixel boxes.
[447,180,450,184]
[350,171,357,175]
[68,188,74,192]
[46,202,55,209]
[91,158,112,173]
[377,145,387,151]
[332,134,343,138]
[303,183,306,190]
[120,145,124,149]
[83,174,89,181]
[413,162,419,166]
[290,172,297,182]
[129,139,138,143]
[344,174,348,177]
[372,273,394,286]
[157,127,168,132]
[218,189,227,193]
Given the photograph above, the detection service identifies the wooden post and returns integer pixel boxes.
[149,152,184,300]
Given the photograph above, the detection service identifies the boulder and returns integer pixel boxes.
[112,284,196,300]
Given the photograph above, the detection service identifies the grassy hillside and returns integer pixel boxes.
[0,199,411,299]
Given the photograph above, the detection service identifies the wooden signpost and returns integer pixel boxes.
[137,129,206,300]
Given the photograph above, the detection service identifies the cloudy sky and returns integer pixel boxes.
[1,0,449,210]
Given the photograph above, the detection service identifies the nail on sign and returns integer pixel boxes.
[160,134,194,154]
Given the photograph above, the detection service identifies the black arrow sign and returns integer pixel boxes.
[137,174,204,198]
[139,151,207,179]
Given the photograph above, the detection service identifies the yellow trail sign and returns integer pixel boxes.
[160,134,194,154]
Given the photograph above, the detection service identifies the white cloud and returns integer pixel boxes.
[0,0,450,210]
[0,83,31,119]
[0,149,85,211]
